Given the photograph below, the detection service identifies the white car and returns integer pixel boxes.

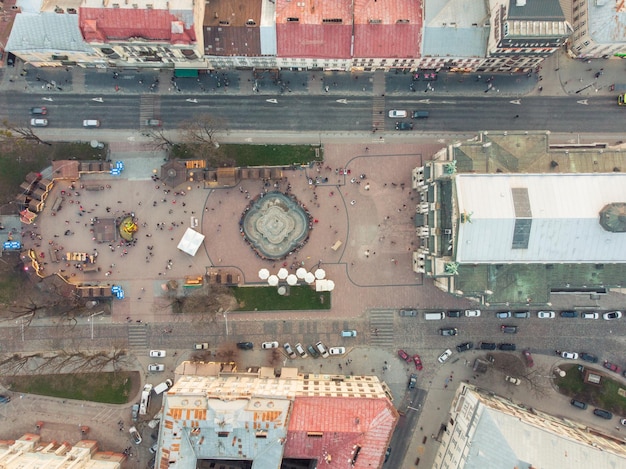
[194,343,209,349]
[603,311,623,320]
[464,310,481,317]
[262,341,279,349]
[582,312,598,319]
[295,343,308,358]
[561,351,579,360]
[537,311,555,319]
[148,364,165,372]
[505,376,521,385]
[315,341,330,358]
[329,347,346,355]
[438,349,453,363]
[149,350,166,357]
[388,109,407,118]
[30,118,48,127]
[129,426,142,444]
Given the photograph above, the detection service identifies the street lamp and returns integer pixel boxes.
[88,311,105,340]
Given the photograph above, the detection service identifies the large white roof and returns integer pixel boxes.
[455,173,626,263]
[177,228,205,256]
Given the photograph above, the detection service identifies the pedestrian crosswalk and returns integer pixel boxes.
[139,94,161,127]
[369,308,395,347]
[127,324,148,349]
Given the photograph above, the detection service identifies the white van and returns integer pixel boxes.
[153,378,173,395]
[424,312,445,320]
[83,119,100,128]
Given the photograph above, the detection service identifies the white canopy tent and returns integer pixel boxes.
[177,228,205,256]
[277,268,289,279]
[258,268,270,280]
[286,274,298,286]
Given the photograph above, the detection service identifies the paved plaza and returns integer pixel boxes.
[24,141,466,326]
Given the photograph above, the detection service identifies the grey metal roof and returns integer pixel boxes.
[422,0,489,57]
[6,13,95,53]
[455,173,626,264]
[588,0,626,45]
[507,0,565,20]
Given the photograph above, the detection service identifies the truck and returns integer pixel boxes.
[153,379,173,395]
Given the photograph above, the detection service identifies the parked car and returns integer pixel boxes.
[412,354,423,370]
[501,325,517,334]
[479,342,497,350]
[341,330,357,337]
[593,408,613,420]
[129,426,142,444]
[388,109,407,118]
[438,349,453,363]
[262,341,279,349]
[513,311,530,319]
[561,351,579,360]
[0,395,11,404]
[580,352,598,363]
[194,343,209,350]
[315,341,330,358]
[397,349,411,362]
[439,327,458,336]
[464,310,481,317]
[144,119,162,127]
[295,343,308,358]
[307,345,320,358]
[447,310,461,318]
[603,311,622,320]
[456,342,473,353]
[30,106,47,115]
[570,399,588,410]
[560,311,578,318]
[399,309,418,317]
[621,418,626,426]
[496,311,511,319]
[131,403,139,421]
[283,343,296,359]
[395,121,414,131]
[411,110,429,119]
[537,311,555,319]
[505,376,521,385]
[148,364,165,372]
[581,312,599,319]
[30,118,48,127]
[408,373,418,389]
[149,350,166,357]
[523,350,534,367]
[499,343,516,351]
[329,347,346,355]
[603,361,620,373]
[236,342,253,350]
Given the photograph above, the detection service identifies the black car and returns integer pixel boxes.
[570,399,588,410]
[593,408,613,419]
[408,373,417,389]
[499,343,516,351]
[236,342,253,350]
[395,121,414,131]
[456,342,474,353]
[501,325,518,334]
[479,342,497,350]
[30,107,47,115]
[447,310,462,318]
[0,395,10,404]
[560,311,578,318]
[580,352,598,363]
[439,327,458,336]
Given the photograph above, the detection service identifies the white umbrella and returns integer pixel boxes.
[326,280,335,291]
[268,275,279,286]
[277,268,289,279]
[277,286,287,296]
[286,274,298,286]
[305,272,315,284]
[296,267,307,279]
[315,268,326,280]
[258,268,270,280]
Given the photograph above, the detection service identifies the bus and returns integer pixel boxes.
[139,383,153,415]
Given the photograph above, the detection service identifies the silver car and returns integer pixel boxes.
[315,341,330,358]
[438,349,452,363]
[295,343,308,358]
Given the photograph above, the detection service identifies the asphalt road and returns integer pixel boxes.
[1,91,623,133]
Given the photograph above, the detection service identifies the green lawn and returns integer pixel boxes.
[233,285,330,311]
[2,371,137,404]
[555,364,626,414]
[221,144,321,167]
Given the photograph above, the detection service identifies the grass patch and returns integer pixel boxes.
[233,285,330,311]
[221,144,321,167]
[2,371,137,404]
[555,364,626,414]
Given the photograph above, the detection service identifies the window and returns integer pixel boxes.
[218,431,229,437]
[323,18,343,24]
[307,432,323,437]
[287,17,299,22]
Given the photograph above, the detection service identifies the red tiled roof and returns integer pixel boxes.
[353,0,423,58]
[284,396,398,468]
[79,8,195,44]
[276,24,352,58]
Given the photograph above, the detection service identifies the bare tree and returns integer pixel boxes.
[1,120,51,146]
[143,127,176,151]
[179,114,231,166]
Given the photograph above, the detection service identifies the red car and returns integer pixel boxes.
[522,350,534,367]
[603,361,620,373]
[412,354,423,371]
[397,349,410,362]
